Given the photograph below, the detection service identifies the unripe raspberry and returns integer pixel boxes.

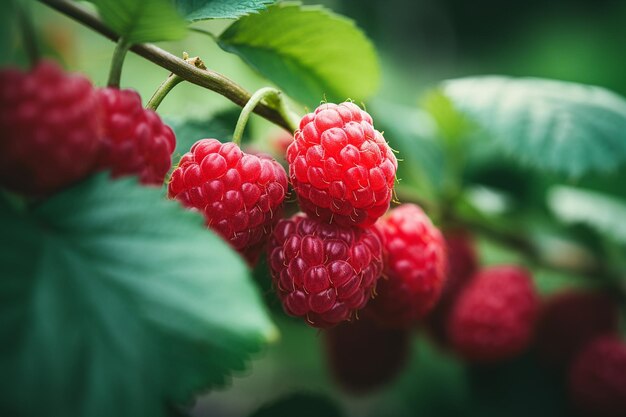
[448,265,539,362]
[568,336,626,417]
[427,229,478,345]
[268,212,383,328]
[98,88,176,185]
[287,102,397,228]
[324,316,411,394]
[367,204,447,328]
[168,139,288,264]
[0,60,102,195]
[535,290,619,368]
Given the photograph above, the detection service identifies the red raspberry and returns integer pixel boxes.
[535,290,619,368]
[286,102,397,228]
[427,229,478,345]
[448,265,539,362]
[568,336,626,417]
[0,60,102,195]
[268,212,383,328]
[323,316,411,394]
[98,88,176,185]
[367,204,448,328]
[168,139,288,264]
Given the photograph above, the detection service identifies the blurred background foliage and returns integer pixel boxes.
[2,0,625,416]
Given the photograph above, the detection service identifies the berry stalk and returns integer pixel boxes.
[233,87,298,145]
[107,37,130,88]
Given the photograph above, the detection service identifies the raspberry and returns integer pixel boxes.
[98,88,176,185]
[367,204,447,328]
[323,316,410,394]
[286,102,397,228]
[448,265,538,362]
[568,336,626,417]
[0,60,102,195]
[535,290,619,368]
[268,212,383,328]
[168,139,288,264]
[427,229,478,345]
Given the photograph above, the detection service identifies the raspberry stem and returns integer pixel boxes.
[146,53,208,111]
[107,37,131,88]
[233,87,299,145]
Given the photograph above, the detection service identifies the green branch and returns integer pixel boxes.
[38,0,294,131]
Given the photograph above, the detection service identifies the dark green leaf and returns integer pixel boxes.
[218,3,380,107]
[90,0,187,43]
[442,76,626,177]
[0,175,277,417]
[175,0,275,21]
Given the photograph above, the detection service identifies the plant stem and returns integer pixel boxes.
[146,74,183,111]
[107,37,130,87]
[38,0,293,131]
[233,87,298,145]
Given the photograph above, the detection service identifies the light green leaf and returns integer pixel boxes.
[175,0,275,21]
[0,175,277,417]
[442,76,626,177]
[548,185,626,245]
[90,0,188,44]
[218,3,380,107]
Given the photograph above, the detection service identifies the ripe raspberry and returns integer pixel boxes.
[568,336,626,417]
[268,212,383,328]
[0,60,102,195]
[427,229,478,345]
[286,102,397,228]
[367,204,447,328]
[98,88,176,185]
[168,139,288,264]
[535,290,619,368]
[448,265,539,362]
[323,316,410,394]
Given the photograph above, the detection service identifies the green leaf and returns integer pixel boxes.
[442,76,626,177]
[90,0,188,44]
[0,175,277,417]
[218,3,380,107]
[548,185,626,245]
[175,0,275,21]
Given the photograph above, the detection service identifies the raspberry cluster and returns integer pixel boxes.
[268,213,383,327]
[286,102,397,228]
[0,61,176,196]
[568,336,626,417]
[168,139,288,264]
[447,265,539,362]
[367,203,448,328]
